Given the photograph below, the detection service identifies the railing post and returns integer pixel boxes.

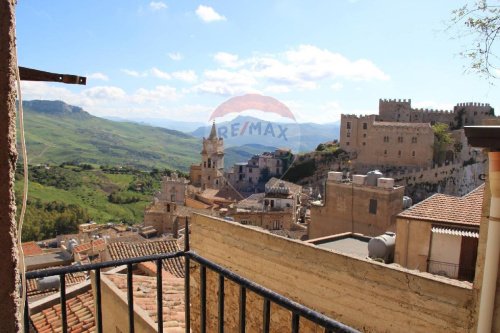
[156,259,163,333]
[127,263,135,333]
[24,296,30,333]
[218,274,224,333]
[200,265,206,333]
[95,268,103,333]
[291,313,300,333]
[263,298,270,333]
[184,217,191,333]
[60,274,68,333]
[239,286,246,333]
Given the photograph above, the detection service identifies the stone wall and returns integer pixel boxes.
[190,214,476,333]
[386,161,486,203]
[309,181,404,238]
[0,0,20,330]
[340,114,434,169]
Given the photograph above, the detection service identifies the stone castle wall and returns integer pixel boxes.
[386,161,486,202]
[189,214,476,333]
[340,114,434,168]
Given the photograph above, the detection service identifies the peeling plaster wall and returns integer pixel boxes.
[0,0,20,331]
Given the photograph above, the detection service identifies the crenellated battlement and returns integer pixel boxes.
[412,108,453,114]
[456,102,490,107]
[379,98,411,104]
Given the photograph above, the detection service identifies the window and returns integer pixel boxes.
[167,204,171,212]
[346,121,351,129]
[398,150,401,157]
[276,168,280,174]
[248,168,252,173]
[412,137,417,143]
[362,142,366,146]
[363,133,366,138]
[208,158,211,168]
[346,142,350,146]
[398,136,403,143]
[363,123,367,130]
[384,150,387,155]
[249,177,253,183]
[369,199,377,214]
[412,151,416,157]
[346,132,350,138]
[270,200,275,208]
[383,136,389,143]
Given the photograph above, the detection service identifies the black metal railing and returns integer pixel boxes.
[25,220,360,333]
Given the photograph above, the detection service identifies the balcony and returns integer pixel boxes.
[24,221,359,333]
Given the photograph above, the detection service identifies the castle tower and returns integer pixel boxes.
[201,122,225,190]
[160,172,188,205]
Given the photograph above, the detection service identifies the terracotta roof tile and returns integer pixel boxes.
[107,240,184,278]
[31,289,95,333]
[28,272,88,300]
[22,241,43,256]
[398,184,485,225]
[105,273,185,331]
[73,239,106,254]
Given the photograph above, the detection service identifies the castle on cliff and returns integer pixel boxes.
[340,99,495,171]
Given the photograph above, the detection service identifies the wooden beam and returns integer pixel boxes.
[19,66,86,85]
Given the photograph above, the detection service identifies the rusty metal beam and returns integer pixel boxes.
[19,66,86,85]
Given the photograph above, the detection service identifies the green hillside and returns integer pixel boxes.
[19,100,200,171]
[15,163,177,241]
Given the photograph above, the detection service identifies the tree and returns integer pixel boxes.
[432,123,455,164]
[450,0,500,79]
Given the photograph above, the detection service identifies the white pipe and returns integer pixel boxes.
[477,152,500,333]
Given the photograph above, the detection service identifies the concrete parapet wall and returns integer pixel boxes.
[190,214,475,333]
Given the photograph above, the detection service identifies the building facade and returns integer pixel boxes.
[309,172,405,238]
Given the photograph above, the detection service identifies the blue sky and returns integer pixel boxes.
[15,0,499,124]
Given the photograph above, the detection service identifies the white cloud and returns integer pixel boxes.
[213,52,241,68]
[20,81,93,107]
[149,1,167,11]
[195,5,226,23]
[168,52,183,61]
[87,72,109,81]
[150,67,172,80]
[265,85,291,94]
[131,85,180,103]
[172,70,198,83]
[331,82,343,91]
[196,45,388,97]
[83,86,126,100]
[121,69,147,77]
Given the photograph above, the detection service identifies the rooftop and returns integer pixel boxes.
[311,234,371,258]
[105,272,185,332]
[25,251,73,270]
[30,288,95,333]
[22,241,43,256]
[398,184,485,225]
[107,240,184,278]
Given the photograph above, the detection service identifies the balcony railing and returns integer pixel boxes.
[427,260,475,282]
[25,221,360,333]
